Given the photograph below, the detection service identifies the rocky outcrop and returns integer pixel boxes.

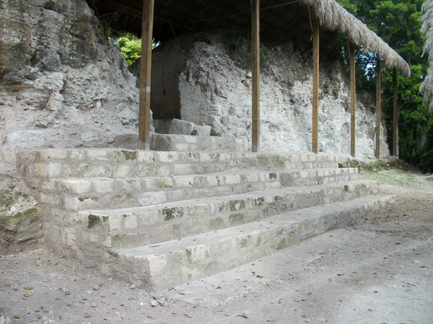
[0,0,140,163]
[0,0,389,163]
[134,33,389,160]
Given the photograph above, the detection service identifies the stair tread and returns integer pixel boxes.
[83,179,375,215]
[115,194,389,256]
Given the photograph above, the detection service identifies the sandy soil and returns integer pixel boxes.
[1,169,432,324]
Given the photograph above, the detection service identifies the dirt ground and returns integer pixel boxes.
[1,168,432,324]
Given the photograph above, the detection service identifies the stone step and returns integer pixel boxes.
[81,180,376,249]
[111,194,395,291]
[16,149,339,186]
[150,134,249,152]
[47,168,358,211]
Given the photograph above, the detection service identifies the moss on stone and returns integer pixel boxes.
[277,238,286,249]
[0,189,13,208]
[122,150,137,160]
[87,214,101,229]
[239,237,248,248]
[163,207,184,221]
[0,208,38,228]
[255,197,265,206]
[256,234,262,246]
[230,200,245,211]
[158,179,172,188]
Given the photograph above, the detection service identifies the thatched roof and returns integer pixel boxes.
[421,0,433,111]
[304,0,410,77]
[88,0,410,77]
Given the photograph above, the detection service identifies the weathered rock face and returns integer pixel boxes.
[139,33,389,159]
[0,0,389,161]
[0,0,140,163]
[0,163,41,254]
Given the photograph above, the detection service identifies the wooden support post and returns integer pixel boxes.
[348,41,356,157]
[138,0,154,150]
[312,18,319,154]
[393,67,398,157]
[375,57,381,159]
[251,0,260,152]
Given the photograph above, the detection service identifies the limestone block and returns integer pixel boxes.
[186,244,210,263]
[109,216,122,232]
[89,234,99,243]
[138,191,167,206]
[137,151,155,162]
[85,165,107,178]
[205,175,218,186]
[69,150,85,160]
[123,214,138,230]
[94,180,114,194]
[113,165,130,178]
[157,152,178,163]
[169,189,188,202]
[86,150,108,160]
[174,143,189,151]
[192,125,211,136]
[40,149,68,160]
[147,255,167,277]
[174,176,194,187]
[6,130,45,152]
[184,136,198,144]
[169,119,194,135]
[62,180,92,194]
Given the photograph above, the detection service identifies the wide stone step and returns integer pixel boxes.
[82,180,376,249]
[150,134,249,152]
[111,194,395,291]
[16,149,338,186]
[48,168,358,211]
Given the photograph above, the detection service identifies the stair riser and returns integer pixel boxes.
[115,196,394,291]
[84,181,376,249]
[21,161,339,183]
[43,169,358,211]
[16,150,338,184]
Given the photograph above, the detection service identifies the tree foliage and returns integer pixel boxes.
[116,33,142,66]
[338,0,433,172]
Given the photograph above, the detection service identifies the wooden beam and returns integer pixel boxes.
[393,67,398,157]
[251,0,260,152]
[312,18,319,154]
[348,41,356,157]
[375,57,381,159]
[139,0,154,150]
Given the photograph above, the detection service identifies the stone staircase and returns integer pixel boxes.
[15,136,394,292]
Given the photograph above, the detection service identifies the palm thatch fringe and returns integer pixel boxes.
[421,0,433,111]
[302,0,411,78]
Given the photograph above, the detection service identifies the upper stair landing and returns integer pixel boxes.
[150,134,249,152]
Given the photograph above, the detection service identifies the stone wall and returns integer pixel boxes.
[0,0,140,164]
